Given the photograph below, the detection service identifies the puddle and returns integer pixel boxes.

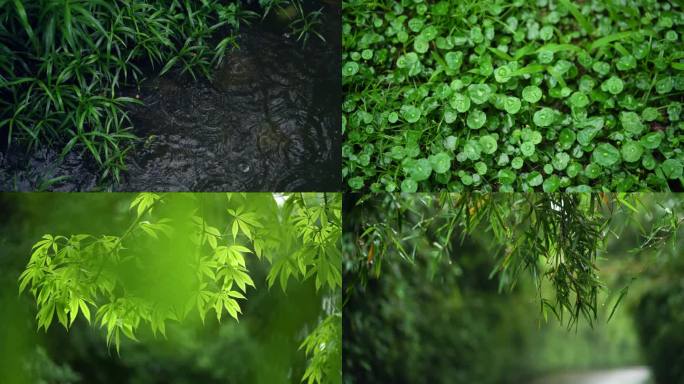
[0,2,340,191]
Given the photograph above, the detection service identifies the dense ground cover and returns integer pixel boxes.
[0,0,328,185]
[342,0,684,192]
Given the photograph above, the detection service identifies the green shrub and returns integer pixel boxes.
[0,0,256,181]
[0,0,324,183]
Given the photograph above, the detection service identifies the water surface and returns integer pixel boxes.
[0,3,340,191]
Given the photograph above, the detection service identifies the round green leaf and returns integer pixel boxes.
[479,135,498,154]
[667,104,681,121]
[444,110,457,123]
[585,163,602,179]
[408,18,424,32]
[656,77,673,94]
[528,131,543,145]
[414,37,429,53]
[444,52,463,70]
[342,61,359,77]
[361,49,373,60]
[497,169,516,184]
[533,107,556,127]
[642,154,656,170]
[620,111,644,135]
[467,109,487,129]
[526,171,543,187]
[539,25,553,40]
[593,143,620,166]
[542,175,560,192]
[601,76,624,95]
[552,152,570,170]
[444,136,458,151]
[467,84,492,105]
[429,152,451,173]
[621,141,643,163]
[474,161,487,175]
[494,66,512,83]
[389,146,405,160]
[640,131,663,150]
[511,157,524,169]
[406,158,432,181]
[642,107,660,122]
[401,178,418,192]
[592,61,610,76]
[616,55,637,71]
[558,128,576,149]
[522,85,542,103]
[538,50,554,64]
[470,26,483,43]
[463,140,482,161]
[568,92,589,108]
[567,163,582,178]
[661,159,683,179]
[553,60,572,76]
[401,105,422,123]
[450,93,471,113]
[347,176,364,190]
[404,52,419,65]
[504,96,521,114]
[577,126,601,146]
[496,153,510,167]
[520,142,535,157]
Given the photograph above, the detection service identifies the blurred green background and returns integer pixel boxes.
[343,194,684,384]
[0,193,325,384]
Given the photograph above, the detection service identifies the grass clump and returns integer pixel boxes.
[342,0,684,192]
[0,0,325,183]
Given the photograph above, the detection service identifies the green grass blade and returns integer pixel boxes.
[513,43,537,60]
[589,31,634,51]
[72,3,107,36]
[510,64,546,77]
[12,0,39,51]
[159,56,179,76]
[43,14,56,54]
[63,0,75,48]
[535,43,584,55]
[557,0,594,35]
[607,285,629,323]
[487,47,514,61]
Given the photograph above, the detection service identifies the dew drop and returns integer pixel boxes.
[238,163,250,173]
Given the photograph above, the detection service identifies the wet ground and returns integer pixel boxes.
[0,2,340,191]
[532,366,652,384]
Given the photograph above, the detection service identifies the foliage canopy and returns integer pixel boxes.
[344,193,682,327]
[19,192,342,384]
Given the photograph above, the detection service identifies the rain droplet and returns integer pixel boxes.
[238,163,250,173]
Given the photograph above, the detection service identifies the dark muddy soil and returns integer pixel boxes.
[0,2,340,192]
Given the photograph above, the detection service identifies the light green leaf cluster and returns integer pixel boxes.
[267,193,342,292]
[130,192,161,217]
[300,314,342,384]
[19,192,342,384]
